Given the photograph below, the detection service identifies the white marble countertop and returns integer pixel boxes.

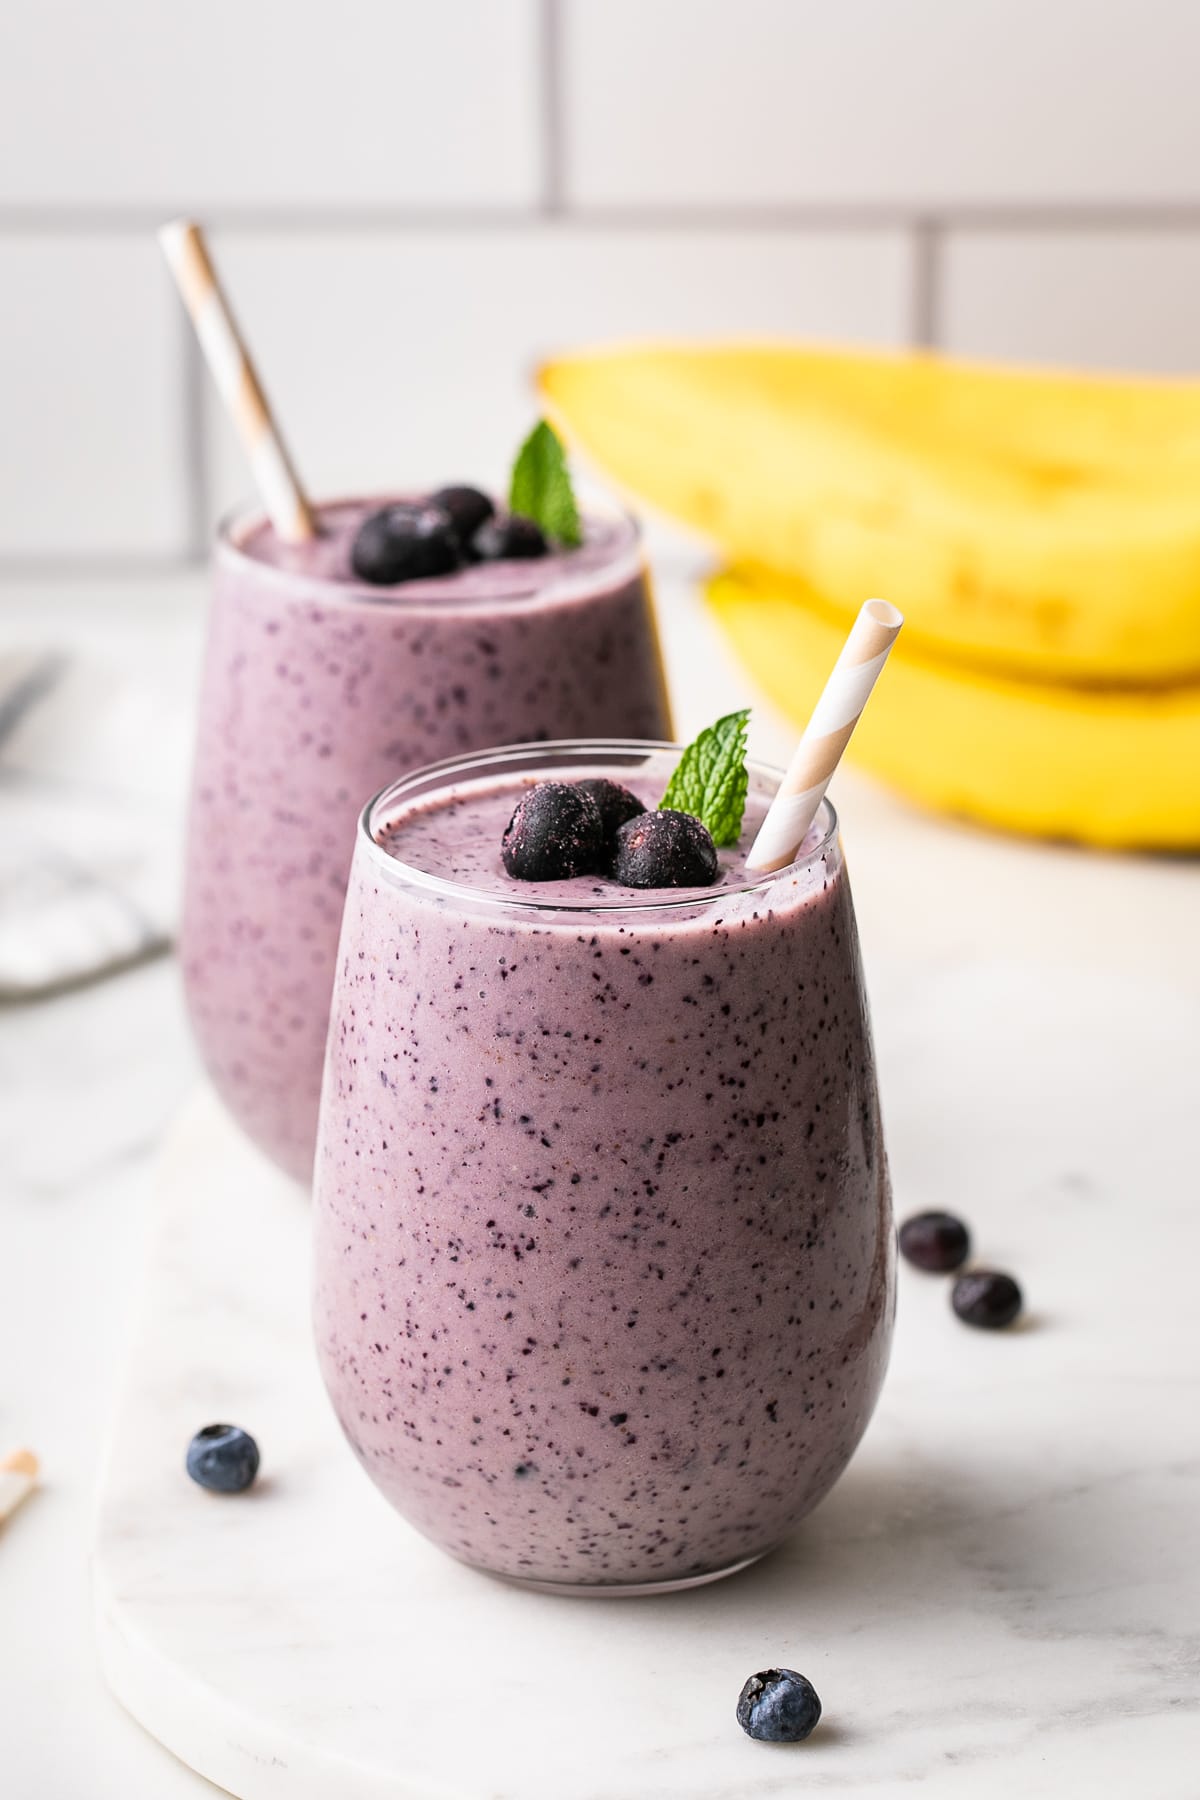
[2,568,1198,1797]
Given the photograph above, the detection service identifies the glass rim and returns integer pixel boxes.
[357,739,839,917]
[213,491,644,613]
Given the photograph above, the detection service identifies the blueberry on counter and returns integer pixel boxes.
[899,1210,971,1273]
[429,485,494,545]
[473,513,548,561]
[952,1269,1023,1329]
[736,1668,822,1743]
[610,809,719,888]
[502,782,604,881]
[186,1424,260,1494]
[575,778,645,846]
[351,503,463,585]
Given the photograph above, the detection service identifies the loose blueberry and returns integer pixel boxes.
[899,1210,971,1273]
[429,485,494,545]
[351,503,463,585]
[736,1668,822,1743]
[575,778,646,847]
[952,1270,1023,1329]
[610,809,719,888]
[502,782,604,881]
[473,513,548,561]
[186,1424,260,1494]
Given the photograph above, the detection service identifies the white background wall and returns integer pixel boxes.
[5,0,1200,566]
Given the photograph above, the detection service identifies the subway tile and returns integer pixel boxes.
[0,238,185,556]
[0,2,540,209]
[200,225,912,533]
[941,232,1200,372]
[563,0,1200,208]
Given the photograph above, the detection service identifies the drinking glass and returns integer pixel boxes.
[313,741,894,1593]
[181,506,669,1181]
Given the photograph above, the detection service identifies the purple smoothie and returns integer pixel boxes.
[181,499,670,1182]
[312,743,894,1592]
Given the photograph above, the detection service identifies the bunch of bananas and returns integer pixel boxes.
[540,343,1200,848]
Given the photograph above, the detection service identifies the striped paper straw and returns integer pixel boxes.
[0,1448,38,1526]
[746,598,903,873]
[158,219,315,542]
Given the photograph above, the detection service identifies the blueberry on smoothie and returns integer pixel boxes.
[610,808,719,888]
[736,1668,822,1743]
[429,485,494,545]
[899,1210,971,1272]
[351,502,463,585]
[501,782,604,880]
[186,1424,260,1494]
[473,513,548,562]
[575,777,645,847]
[952,1270,1023,1329]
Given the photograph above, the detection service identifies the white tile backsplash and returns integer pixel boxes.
[201,226,912,529]
[942,233,1200,373]
[6,1,1200,567]
[0,1,541,209]
[0,238,184,556]
[563,0,1200,208]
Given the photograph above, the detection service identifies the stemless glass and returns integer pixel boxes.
[313,742,894,1594]
[180,501,669,1183]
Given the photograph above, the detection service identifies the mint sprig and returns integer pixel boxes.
[660,709,750,847]
[509,419,582,547]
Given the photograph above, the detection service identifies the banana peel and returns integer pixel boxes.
[540,342,1200,683]
[708,564,1200,850]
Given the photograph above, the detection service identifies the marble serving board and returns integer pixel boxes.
[93,1087,1199,1799]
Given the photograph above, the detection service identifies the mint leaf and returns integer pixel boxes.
[509,420,582,546]
[660,709,750,847]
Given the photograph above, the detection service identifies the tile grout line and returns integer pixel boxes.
[178,294,210,562]
[539,0,566,217]
[910,219,942,349]
[0,554,204,579]
[10,203,1200,234]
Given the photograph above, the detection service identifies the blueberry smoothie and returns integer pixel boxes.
[312,742,893,1591]
[181,497,669,1182]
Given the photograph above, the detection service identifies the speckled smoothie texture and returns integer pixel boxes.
[181,499,669,1181]
[312,760,894,1589]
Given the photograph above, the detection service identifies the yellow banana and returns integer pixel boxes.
[540,343,1200,683]
[708,564,1200,850]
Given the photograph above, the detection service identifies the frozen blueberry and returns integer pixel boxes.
[351,503,463,585]
[186,1424,260,1494]
[899,1210,971,1273]
[429,485,494,545]
[952,1269,1023,1330]
[502,782,604,881]
[736,1668,822,1743]
[610,809,719,888]
[473,513,548,561]
[575,778,645,847]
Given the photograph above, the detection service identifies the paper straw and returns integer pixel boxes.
[0,1448,38,1526]
[746,598,904,873]
[158,218,315,543]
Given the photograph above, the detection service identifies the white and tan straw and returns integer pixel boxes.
[158,218,315,542]
[0,1448,38,1526]
[747,598,903,872]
